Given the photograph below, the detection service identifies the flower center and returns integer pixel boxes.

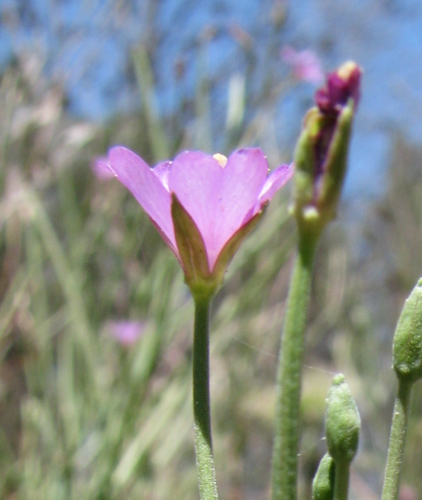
[213,153,228,168]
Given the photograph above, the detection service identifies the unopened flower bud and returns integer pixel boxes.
[293,61,362,239]
[312,453,335,500]
[325,374,360,466]
[393,278,422,384]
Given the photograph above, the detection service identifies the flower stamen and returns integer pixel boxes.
[213,153,228,168]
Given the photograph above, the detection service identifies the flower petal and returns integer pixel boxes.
[169,151,224,266]
[153,161,172,190]
[108,147,176,251]
[211,148,269,268]
[169,148,269,271]
[254,163,294,214]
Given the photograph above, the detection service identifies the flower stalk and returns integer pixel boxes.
[332,461,350,500]
[382,277,422,500]
[193,297,219,500]
[272,61,362,500]
[381,379,413,500]
[271,233,318,500]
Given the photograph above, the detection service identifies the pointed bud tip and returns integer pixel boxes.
[337,61,362,80]
[332,373,346,386]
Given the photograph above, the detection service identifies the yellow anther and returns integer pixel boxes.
[337,61,360,80]
[213,153,228,167]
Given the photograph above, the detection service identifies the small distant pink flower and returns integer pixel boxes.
[104,147,293,297]
[107,320,145,346]
[281,46,324,85]
[91,156,115,180]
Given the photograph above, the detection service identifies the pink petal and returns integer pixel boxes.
[169,148,269,271]
[211,148,268,266]
[254,163,294,213]
[153,161,172,190]
[108,147,176,252]
[169,151,224,268]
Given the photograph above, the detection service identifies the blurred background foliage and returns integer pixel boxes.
[1,1,422,499]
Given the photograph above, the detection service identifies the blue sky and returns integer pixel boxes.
[2,0,422,198]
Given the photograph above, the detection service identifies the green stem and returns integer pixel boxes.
[193,297,219,500]
[381,378,413,500]
[271,235,318,500]
[333,461,350,500]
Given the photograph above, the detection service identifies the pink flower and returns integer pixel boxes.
[107,320,145,346]
[105,147,292,298]
[281,46,324,85]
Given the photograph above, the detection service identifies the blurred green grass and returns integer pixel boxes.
[1,47,422,500]
[0,50,296,500]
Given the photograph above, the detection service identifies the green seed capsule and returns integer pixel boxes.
[393,278,422,384]
[312,453,335,500]
[325,374,360,465]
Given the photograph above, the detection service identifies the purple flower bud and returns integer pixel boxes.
[293,61,362,239]
[315,61,362,115]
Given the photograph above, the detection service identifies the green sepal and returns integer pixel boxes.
[293,107,318,210]
[317,100,353,220]
[312,453,335,500]
[292,108,325,244]
[211,210,263,283]
[393,277,422,384]
[325,374,360,466]
[171,194,217,301]
[171,195,265,301]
